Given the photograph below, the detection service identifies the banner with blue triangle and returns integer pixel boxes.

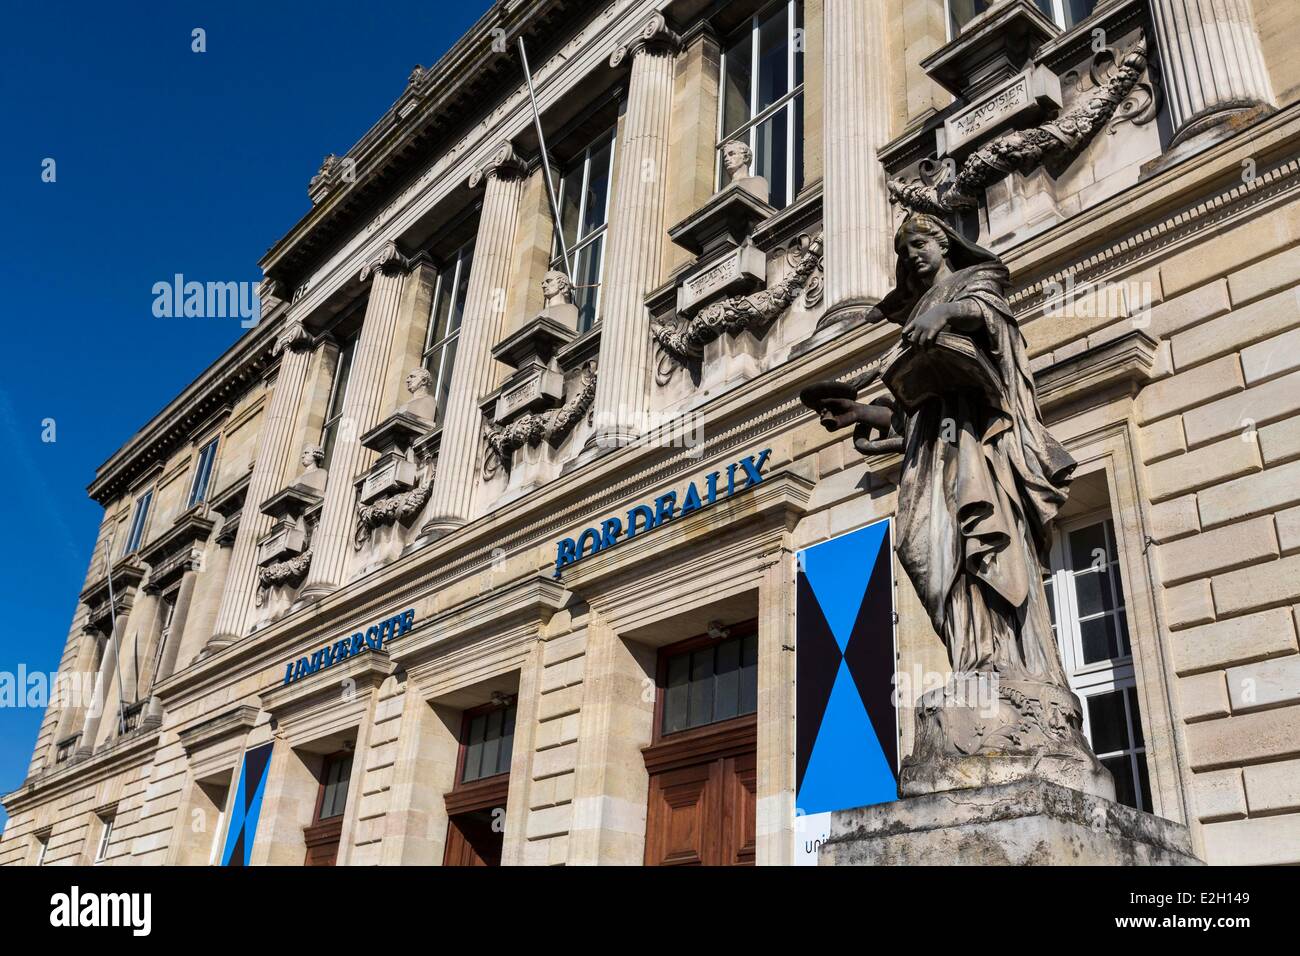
[795,519,897,864]
[220,742,274,867]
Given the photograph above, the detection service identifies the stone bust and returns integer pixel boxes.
[721,139,768,203]
[400,366,438,422]
[540,269,579,326]
[293,444,328,494]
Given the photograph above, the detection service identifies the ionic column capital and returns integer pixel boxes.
[609,12,681,68]
[272,319,313,356]
[468,141,526,189]
[358,240,415,282]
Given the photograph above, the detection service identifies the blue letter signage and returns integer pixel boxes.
[553,449,771,578]
[282,608,415,685]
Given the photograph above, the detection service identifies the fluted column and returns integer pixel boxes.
[1150,0,1274,145]
[421,144,526,535]
[587,14,681,449]
[75,616,126,757]
[201,321,314,652]
[144,566,199,722]
[298,243,413,600]
[821,0,892,319]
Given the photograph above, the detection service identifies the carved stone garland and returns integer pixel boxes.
[888,33,1152,216]
[256,550,312,605]
[651,234,824,385]
[482,363,597,479]
[354,480,433,550]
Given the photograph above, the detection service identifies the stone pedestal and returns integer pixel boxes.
[820,779,1202,866]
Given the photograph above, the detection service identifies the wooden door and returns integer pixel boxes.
[643,718,757,866]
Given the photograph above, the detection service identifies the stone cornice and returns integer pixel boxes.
[1036,330,1159,412]
[258,0,600,285]
[175,705,260,755]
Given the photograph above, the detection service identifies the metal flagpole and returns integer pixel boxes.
[517,36,573,280]
[101,530,131,737]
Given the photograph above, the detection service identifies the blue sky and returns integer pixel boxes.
[0,0,494,834]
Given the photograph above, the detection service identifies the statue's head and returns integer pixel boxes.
[406,366,433,395]
[895,214,951,284]
[721,139,752,179]
[541,270,573,304]
[301,445,325,469]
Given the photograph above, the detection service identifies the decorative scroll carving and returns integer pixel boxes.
[888,33,1151,215]
[256,550,312,605]
[783,233,825,309]
[468,141,526,189]
[354,481,432,550]
[609,12,681,67]
[1063,42,1160,135]
[652,234,824,384]
[358,240,412,282]
[273,320,313,356]
[482,363,597,479]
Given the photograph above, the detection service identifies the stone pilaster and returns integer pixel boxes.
[821,0,892,320]
[1149,0,1274,146]
[298,243,413,601]
[588,14,681,449]
[200,321,315,653]
[420,144,526,536]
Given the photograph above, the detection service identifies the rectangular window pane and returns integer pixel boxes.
[1086,690,1129,755]
[559,164,584,251]
[755,6,790,112]
[463,713,486,782]
[582,135,614,239]
[713,637,741,722]
[448,247,473,334]
[688,648,714,729]
[188,439,218,508]
[1063,0,1095,28]
[1079,615,1119,664]
[1102,753,1137,808]
[1136,754,1152,811]
[124,491,152,554]
[433,336,458,425]
[1126,686,1145,748]
[1074,567,1116,618]
[754,108,790,209]
[663,654,690,735]
[1068,522,1110,573]
[321,755,352,820]
[574,235,604,332]
[497,704,517,776]
[793,92,804,198]
[721,33,753,138]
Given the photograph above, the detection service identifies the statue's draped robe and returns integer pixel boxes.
[886,262,1075,685]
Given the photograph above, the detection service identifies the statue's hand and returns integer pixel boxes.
[814,397,868,432]
[901,306,949,349]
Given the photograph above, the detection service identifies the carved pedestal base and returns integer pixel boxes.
[902,674,1114,800]
[789,302,873,359]
[819,779,1202,866]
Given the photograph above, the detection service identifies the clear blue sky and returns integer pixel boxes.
[0,0,494,834]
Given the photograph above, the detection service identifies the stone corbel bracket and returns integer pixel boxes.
[482,363,597,479]
[354,480,433,550]
[609,12,681,67]
[889,33,1151,216]
[651,234,824,385]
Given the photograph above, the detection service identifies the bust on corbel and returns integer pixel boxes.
[540,270,580,328]
[720,139,769,204]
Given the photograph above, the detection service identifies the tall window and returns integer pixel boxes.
[317,752,353,821]
[422,240,475,426]
[718,0,805,210]
[145,593,177,698]
[553,128,616,332]
[319,334,357,470]
[94,812,115,863]
[122,490,153,556]
[186,438,219,509]
[460,699,517,784]
[34,831,50,866]
[1044,515,1152,812]
[948,0,1095,38]
[660,629,759,736]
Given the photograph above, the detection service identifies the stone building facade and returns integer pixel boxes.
[3,0,1298,866]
